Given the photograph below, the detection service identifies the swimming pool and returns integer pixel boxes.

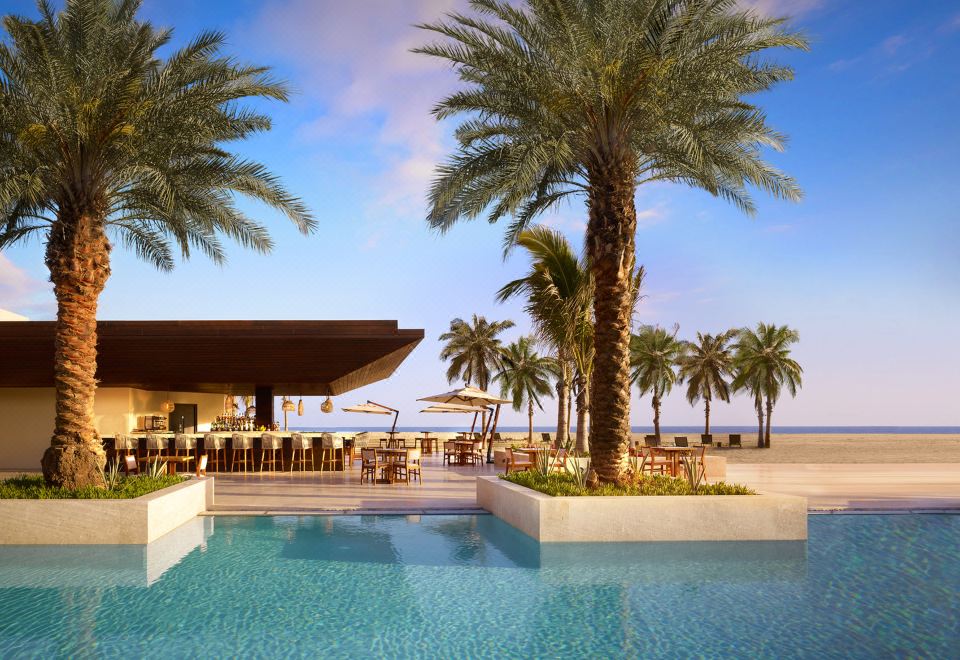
[0,514,957,658]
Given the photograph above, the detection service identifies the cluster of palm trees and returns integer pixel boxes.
[630,324,802,448]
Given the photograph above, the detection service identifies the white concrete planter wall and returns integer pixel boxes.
[0,477,213,545]
[477,476,807,542]
[492,451,727,480]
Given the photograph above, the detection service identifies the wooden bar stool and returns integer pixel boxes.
[290,432,314,472]
[231,433,252,472]
[145,433,168,462]
[319,433,342,472]
[203,433,225,472]
[114,433,139,463]
[175,433,197,459]
[260,433,282,472]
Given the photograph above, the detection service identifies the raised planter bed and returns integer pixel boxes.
[492,450,727,480]
[0,476,213,545]
[477,476,807,542]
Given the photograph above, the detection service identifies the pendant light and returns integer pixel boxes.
[281,397,296,413]
[160,392,175,413]
[297,396,304,416]
[321,396,334,414]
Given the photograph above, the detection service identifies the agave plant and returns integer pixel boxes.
[145,456,168,479]
[96,459,123,490]
[564,451,590,489]
[680,453,705,493]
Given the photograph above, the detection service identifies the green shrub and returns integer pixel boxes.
[501,471,754,496]
[0,474,185,499]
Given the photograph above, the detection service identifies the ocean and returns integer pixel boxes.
[288,425,960,434]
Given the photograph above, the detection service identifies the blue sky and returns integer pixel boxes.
[1,0,958,429]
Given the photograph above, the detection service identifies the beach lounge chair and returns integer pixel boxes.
[541,432,552,445]
[674,436,688,447]
[700,434,714,446]
[728,434,742,448]
[644,434,660,447]
[504,447,533,474]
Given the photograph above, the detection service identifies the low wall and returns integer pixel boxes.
[477,476,807,542]
[0,477,213,545]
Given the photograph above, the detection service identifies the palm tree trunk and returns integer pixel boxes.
[555,371,568,449]
[575,377,589,454]
[765,398,773,449]
[40,212,111,488]
[586,163,637,482]
[527,399,534,444]
[704,397,711,435]
[755,397,765,448]
[652,396,661,441]
[566,388,573,444]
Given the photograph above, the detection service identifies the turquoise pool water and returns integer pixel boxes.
[0,514,957,658]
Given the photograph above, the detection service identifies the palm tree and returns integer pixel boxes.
[732,323,803,448]
[496,337,555,443]
[0,0,313,488]
[630,325,683,441]
[416,0,806,482]
[678,331,736,435]
[439,315,515,390]
[496,226,591,450]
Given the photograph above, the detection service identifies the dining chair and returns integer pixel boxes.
[471,441,484,466]
[641,447,670,475]
[197,454,209,477]
[503,447,533,475]
[360,448,380,484]
[231,433,253,472]
[203,433,225,472]
[260,432,283,472]
[393,448,422,484]
[442,440,458,466]
[123,454,140,476]
[290,432,314,471]
[379,438,389,449]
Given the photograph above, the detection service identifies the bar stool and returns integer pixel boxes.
[260,432,283,472]
[175,433,197,458]
[114,433,139,462]
[290,432,314,472]
[204,433,225,472]
[319,433,342,472]
[231,433,252,472]
[145,433,168,462]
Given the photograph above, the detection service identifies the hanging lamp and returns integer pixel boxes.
[160,392,175,413]
[321,396,334,414]
[297,393,304,416]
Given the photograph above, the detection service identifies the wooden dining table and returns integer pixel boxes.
[373,448,408,483]
[652,447,697,477]
[451,440,476,465]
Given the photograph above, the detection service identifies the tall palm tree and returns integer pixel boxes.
[0,0,314,488]
[496,337,555,443]
[439,314,515,390]
[678,330,736,435]
[732,323,803,448]
[496,226,592,450]
[416,0,806,482]
[630,325,683,441]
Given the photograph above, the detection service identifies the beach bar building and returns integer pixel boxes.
[0,320,423,470]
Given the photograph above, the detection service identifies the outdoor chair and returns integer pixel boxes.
[674,436,689,447]
[700,434,714,446]
[289,433,314,471]
[442,440,458,466]
[492,432,504,444]
[541,432,552,445]
[640,447,670,475]
[503,447,533,474]
[551,448,569,472]
[644,434,660,447]
[728,434,742,448]
[360,448,382,484]
[261,433,283,472]
[472,441,484,465]
[231,433,253,472]
[197,454,209,477]
[379,438,389,448]
[319,433,343,472]
[203,433,225,472]
[175,433,197,458]
[393,448,422,484]
[123,454,140,476]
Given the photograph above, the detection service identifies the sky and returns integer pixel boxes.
[0,0,958,430]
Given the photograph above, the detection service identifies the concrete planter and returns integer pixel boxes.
[493,451,727,480]
[477,476,807,542]
[0,476,213,545]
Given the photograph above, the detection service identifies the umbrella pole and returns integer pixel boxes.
[486,404,501,463]
[391,410,398,434]
[470,412,478,434]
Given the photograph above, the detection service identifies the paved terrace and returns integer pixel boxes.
[203,458,960,514]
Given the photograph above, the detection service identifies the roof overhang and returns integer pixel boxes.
[0,320,423,396]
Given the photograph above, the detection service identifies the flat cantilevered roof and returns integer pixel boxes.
[0,320,423,396]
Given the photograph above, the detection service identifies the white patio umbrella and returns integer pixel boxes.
[342,400,400,434]
[418,386,511,463]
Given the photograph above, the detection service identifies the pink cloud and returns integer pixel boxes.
[0,254,54,319]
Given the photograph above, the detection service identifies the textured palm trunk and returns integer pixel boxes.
[765,398,774,449]
[527,399,534,443]
[756,398,765,448]
[704,398,711,435]
[652,396,661,441]
[41,210,111,488]
[575,376,589,454]
[555,369,568,449]
[586,163,637,482]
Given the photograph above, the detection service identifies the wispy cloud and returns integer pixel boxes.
[738,0,825,18]
[0,255,54,319]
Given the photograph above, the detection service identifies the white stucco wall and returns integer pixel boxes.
[0,388,225,471]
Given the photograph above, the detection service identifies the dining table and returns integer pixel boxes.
[418,431,436,455]
[451,440,477,465]
[652,447,697,477]
[373,447,408,483]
